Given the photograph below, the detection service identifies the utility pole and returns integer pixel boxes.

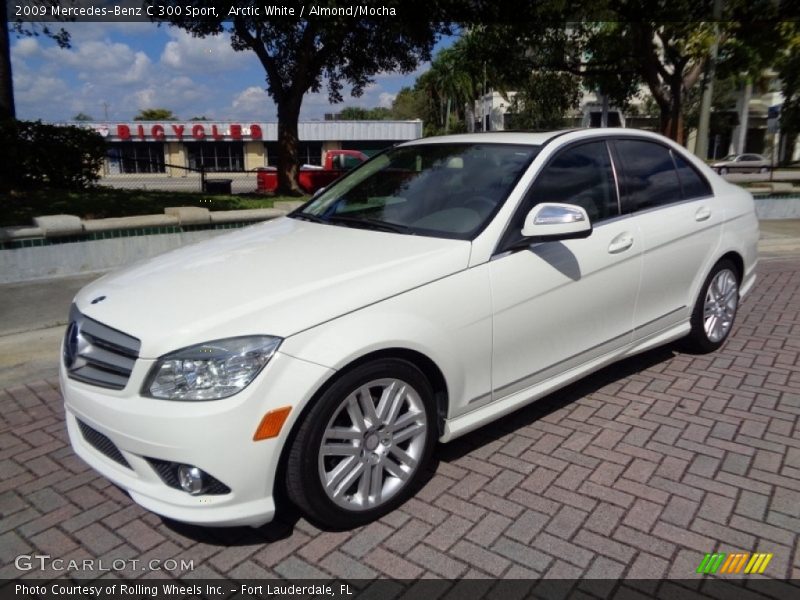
[102,102,110,121]
[696,0,722,159]
[481,62,487,132]
[736,80,752,154]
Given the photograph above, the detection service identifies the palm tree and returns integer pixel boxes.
[428,45,476,133]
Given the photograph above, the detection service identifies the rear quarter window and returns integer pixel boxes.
[672,151,712,200]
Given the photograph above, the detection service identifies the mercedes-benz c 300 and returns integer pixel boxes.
[62,129,758,528]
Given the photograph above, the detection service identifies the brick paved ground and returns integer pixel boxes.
[1,258,799,581]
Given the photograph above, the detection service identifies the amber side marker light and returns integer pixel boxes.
[253,406,292,441]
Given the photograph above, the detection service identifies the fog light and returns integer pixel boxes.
[177,465,205,495]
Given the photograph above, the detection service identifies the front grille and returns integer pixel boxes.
[146,458,231,495]
[64,305,141,390]
[77,419,131,469]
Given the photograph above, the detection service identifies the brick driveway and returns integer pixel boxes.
[1,258,799,581]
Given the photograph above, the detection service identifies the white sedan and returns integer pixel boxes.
[61,129,758,528]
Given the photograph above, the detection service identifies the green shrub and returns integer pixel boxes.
[0,120,106,192]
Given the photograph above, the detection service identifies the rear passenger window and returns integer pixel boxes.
[615,140,682,211]
[673,152,712,199]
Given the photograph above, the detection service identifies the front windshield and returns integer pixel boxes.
[292,143,539,240]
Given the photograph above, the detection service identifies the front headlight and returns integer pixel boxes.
[143,336,282,400]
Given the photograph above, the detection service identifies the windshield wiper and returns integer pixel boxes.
[326,215,413,234]
[291,212,327,224]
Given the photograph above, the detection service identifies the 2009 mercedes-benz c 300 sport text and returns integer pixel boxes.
[61,129,758,528]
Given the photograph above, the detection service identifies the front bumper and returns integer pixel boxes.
[61,350,333,527]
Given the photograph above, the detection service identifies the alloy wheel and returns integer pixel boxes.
[317,378,427,511]
[703,268,738,343]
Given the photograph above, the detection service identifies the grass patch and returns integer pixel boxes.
[1,187,308,227]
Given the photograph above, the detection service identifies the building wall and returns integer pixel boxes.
[244,142,265,171]
[165,143,186,176]
[73,120,423,177]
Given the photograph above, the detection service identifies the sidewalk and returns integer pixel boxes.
[759,219,800,255]
[1,220,798,389]
[2,256,798,580]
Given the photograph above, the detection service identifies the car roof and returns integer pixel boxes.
[401,131,572,146]
[400,128,674,148]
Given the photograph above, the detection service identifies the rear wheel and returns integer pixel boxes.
[719,167,729,175]
[684,260,740,353]
[286,359,435,528]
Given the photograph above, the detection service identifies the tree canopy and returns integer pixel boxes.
[462,0,791,143]
[134,108,178,121]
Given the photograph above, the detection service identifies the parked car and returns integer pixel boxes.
[256,149,368,194]
[710,153,771,174]
[62,129,758,528]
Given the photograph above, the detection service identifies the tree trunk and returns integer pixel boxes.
[276,96,303,196]
[659,82,684,144]
[0,0,16,121]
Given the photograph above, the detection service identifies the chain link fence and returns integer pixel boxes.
[99,156,265,194]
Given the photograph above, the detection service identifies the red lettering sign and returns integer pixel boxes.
[114,122,263,141]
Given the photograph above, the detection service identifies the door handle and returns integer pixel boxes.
[695,207,711,221]
[608,232,634,254]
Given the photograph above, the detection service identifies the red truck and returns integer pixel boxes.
[256,149,369,194]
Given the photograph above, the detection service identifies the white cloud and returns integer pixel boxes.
[160,30,250,73]
[378,92,396,108]
[10,23,424,122]
[231,86,275,119]
[121,52,152,84]
[13,72,71,113]
[13,38,40,57]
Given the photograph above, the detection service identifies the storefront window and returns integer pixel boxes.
[264,142,322,167]
[107,143,165,174]
[186,142,245,172]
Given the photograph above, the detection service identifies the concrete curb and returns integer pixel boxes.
[1,205,291,241]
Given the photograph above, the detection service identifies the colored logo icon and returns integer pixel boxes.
[697,552,773,575]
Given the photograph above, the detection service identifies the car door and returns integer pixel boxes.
[487,140,642,404]
[612,139,722,340]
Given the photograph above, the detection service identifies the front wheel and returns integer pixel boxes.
[286,359,436,528]
[683,260,740,353]
[719,167,729,175]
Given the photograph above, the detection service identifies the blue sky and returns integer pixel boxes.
[10,23,453,122]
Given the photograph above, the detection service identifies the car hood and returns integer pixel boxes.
[74,217,471,358]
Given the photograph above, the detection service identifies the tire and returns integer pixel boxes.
[286,358,436,528]
[683,259,740,353]
[759,166,769,174]
[719,167,729,175]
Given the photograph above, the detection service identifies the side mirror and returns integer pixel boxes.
[521,203,592,241]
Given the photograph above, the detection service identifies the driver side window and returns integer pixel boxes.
[506,141,619,245]
[528,141,619,222]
